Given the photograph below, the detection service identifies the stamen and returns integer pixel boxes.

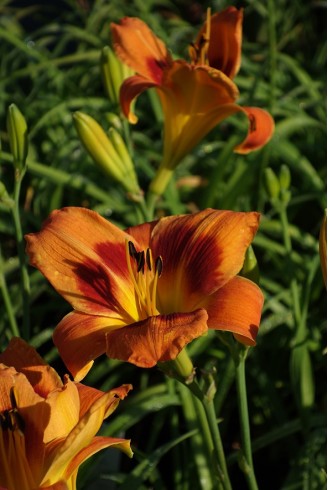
[200,7,211,65]
[137,251,145,273]
[128,240,137,257]
[146,248,152,271]
[155,256,163,277]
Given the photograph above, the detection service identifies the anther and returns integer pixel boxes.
[137,251,145,273]
[128,241,137,257]
[155,256,163,277]
[146,248,152,271]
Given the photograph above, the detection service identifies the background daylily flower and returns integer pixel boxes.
[0,337,132,490]
[111,8,275,194]
[25,206,264,381]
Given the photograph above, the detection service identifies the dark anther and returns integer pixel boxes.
[137,251,145,273]
[146,249,152,271]
[155,256,163,277]
[0,388,25,433]
[128,241,137,257]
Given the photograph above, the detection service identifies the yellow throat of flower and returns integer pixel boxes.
[0,387,36,490]
[126,240,163,319]
[189,7,212,66]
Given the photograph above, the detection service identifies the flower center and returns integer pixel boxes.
[0,387,36,490]
[125,240,163,319]
[189,7,212,66]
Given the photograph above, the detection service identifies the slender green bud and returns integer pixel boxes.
[279,164,291,190]
[73,111,140,194]
[106,112,123,131]
[264,167,280,200]
[100,46,134,105]
[240,245,260,285]
[6,104,28,172]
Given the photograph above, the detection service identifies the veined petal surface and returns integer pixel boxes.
[111,17,172,82]
[106,309,208,368]
[25,207,139,322]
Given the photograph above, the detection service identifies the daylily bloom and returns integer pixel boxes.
[111,8,275,195]
[0,337,132,490]
[25,206,264,381]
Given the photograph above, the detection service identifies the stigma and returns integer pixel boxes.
[189,7,212,66]
[126,240,163,319]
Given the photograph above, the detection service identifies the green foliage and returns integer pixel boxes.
[0,0,326,489]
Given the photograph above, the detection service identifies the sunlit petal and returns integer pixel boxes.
[203,275,264,345]
[120,75,158,123]
[192,7,243,78]
[25,207,139,321]
[111,17,171,82]
[53,311,126,382]
[233,106,275,154]
[106,309,208,367]
[150,209,260,313]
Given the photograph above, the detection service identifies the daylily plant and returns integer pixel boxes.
[26,207,263,381]
[111,7,275,195]
[0,337,132,490]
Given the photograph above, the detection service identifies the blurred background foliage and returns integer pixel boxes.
[0,0,326,489]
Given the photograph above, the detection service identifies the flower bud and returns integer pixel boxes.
[73,111,140,194]
[279,164,291,190]
[264,167,280,200]
[240,245,260,285]
[100,46,134,105]
[6,104,28,172]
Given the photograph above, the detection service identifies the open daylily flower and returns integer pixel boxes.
[25,207,263,380]
[0,337,132,490]
[111,8,275,194]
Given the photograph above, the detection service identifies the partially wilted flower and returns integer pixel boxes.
[0,337,132,490]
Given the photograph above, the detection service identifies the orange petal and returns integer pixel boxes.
[119,74,158,123]
[192,7,243,78]
[42,388,131,484]
[203,276,264,345]
[0,337,62,397]
[111,17,172,82]
[76,383,132,419]
[53,311,125,382]
[150,209,260,313]
[63,436,132,481]
[233,107,275,154]
[106,309,208,368]
[157,62,239,169]
[25,207,139,321]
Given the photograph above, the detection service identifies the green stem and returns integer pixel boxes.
[145,191,158,221]
[11,170,30,339]
[235,351,259,490]
[0,246,20,337]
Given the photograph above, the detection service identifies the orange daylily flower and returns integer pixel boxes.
[0,337,132,490]
[25,207,263,380]
[111,8,274,193]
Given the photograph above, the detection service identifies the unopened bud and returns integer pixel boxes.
[73,111,140,194]
[264,167,280,200]
[279,164,291,190]
[100,46,134,105]
[240,245,260,285]
[6,104,28,172]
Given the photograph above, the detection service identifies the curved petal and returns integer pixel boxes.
[43,378,80,443]
[25,207,139,321]
[191,7,243,78]
[111,17,172,82]
[203,275,264,345]
[76,383,132,419]
[63,436,132,481]
[106,308,208,368]
[120,75,158,123]
[0,337,62,397]
[53,311,126,382]
[42,389,131,485]
[233,106,275,154]
[158,62,239,169]
[151,209,260,313]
